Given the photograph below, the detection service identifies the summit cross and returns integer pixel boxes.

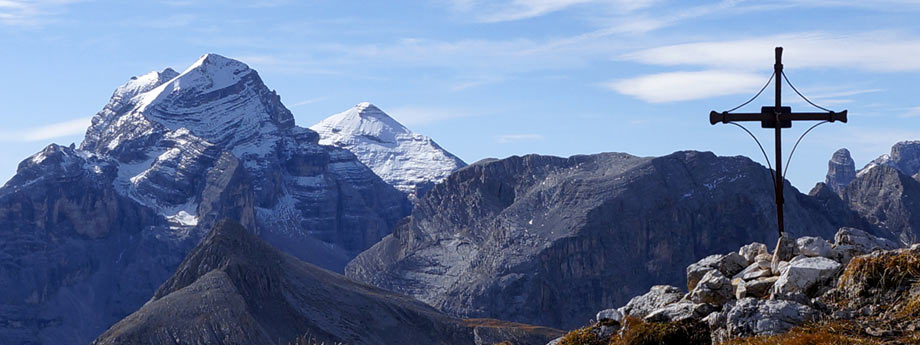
[709,47,848,237]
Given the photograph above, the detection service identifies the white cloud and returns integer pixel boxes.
[290,97,325,107]
[623,32,920,72]
[495,133,545,144]
[0,117,91,142]
[447,0,598,22]
[899,106,920,118]
[386,106,471,126]
[445,0,662,22]
[604,70,767,103]
[0,0,83,26]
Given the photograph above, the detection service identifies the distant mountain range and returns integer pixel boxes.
[1,53,918,344]
[0,54,460,345]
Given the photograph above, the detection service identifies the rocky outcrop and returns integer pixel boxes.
[0,54,409,345]
[562,227,909,344]
[92,220,561,345]
[825,148,856,195]
[347,151,861,329]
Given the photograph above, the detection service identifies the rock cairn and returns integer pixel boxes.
[569,227,902,344]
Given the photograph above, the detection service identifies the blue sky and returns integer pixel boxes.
[3,1,920,190]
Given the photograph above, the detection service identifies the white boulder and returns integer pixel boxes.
[687,252,748,290]
[616,285,684,319]
[833,227,899,257]
[644,302,716,323]
[689,270,733,305]
[796,236,835,258]
[771,256,842,300]
[738,242,768,264]
[595,308,623,323]
[725,298,818,337]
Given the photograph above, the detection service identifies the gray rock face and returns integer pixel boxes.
[861,140,920,178]
[92,220,560,345]
[0,55,409,345]
[724,298,818,338]
[347,151,855,329]
[825,148,856,195]
[843,164,920,244]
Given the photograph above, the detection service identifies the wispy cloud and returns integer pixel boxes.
[898,106,920,118]
[604,70,767,103]
[290,97,325,107]
[0,117,91,142]
[623,32,920,72]
[385,106,471,126]
[495,133,545,144]
[448,0,599,22]
[0,0,83,27]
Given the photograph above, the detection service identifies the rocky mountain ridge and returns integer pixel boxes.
[92,220,562,345]
[346,150,872,330]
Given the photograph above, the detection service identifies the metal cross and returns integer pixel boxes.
[709,47,847,237]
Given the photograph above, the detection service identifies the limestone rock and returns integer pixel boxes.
[833,227,899,255]
[738,242,768,264]
[771,256,842,300]
[735,276,778,299]
[595,308,622,323]
[772,236,797,273]
[689,270,733,305]
[644,302,716,323]
[687,252,748,291]
[796,236,835,258]
[733,262,771,281]
[616,285,684,319]
[725,298,818,337]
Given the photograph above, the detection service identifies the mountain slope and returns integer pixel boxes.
[0,54,408,345]
[310,102,466,200]
[346,151,869,330]
[92,220,561,345]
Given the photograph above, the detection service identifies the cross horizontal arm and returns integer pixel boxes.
[709,110,847,125]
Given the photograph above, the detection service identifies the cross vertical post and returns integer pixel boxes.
[708,47,848,238]
[774,47,784,236]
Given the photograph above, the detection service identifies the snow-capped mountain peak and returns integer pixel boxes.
[310,102,465,200]
[83,53,294,157]
[113,68,179,104]
[319,102,409,145]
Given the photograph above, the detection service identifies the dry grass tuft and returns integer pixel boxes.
[837,251,920,294]
[555,325,608,345]
[611,317,710,345]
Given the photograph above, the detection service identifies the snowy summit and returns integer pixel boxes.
[310,102,466,200]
